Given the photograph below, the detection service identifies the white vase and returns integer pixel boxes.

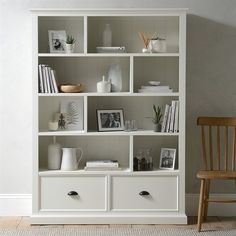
[48,137,62,170]
[108,64,122,92]
[65,43,75,53]
[148,39,166,53]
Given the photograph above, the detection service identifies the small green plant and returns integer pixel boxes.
[147,104,162,124]
[66,35,76,44]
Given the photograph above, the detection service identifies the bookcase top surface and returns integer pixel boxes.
[30,8,188,15]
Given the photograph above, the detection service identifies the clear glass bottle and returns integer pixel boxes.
[103,23,112,47]
[146,148,153,171]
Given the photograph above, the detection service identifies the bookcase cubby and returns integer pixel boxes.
[32,8,187,224]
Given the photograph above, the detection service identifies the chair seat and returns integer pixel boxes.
[197,170,236,179]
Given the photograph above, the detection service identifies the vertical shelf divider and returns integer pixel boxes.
[129,135,134,172]
[84,95,88,132]
[129,56,134,93]
[84,16,88,54]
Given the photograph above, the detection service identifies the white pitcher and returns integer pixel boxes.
[61,148,83,171]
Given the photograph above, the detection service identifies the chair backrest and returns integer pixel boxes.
[197,117,236,171]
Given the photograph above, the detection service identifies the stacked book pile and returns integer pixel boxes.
[84,160,120,171]
[138,81,173,93]
[38,64,58,93]
[96,46,126,53]
[161,100,179,133]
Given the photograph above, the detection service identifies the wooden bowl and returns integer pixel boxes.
[59,84,85,93]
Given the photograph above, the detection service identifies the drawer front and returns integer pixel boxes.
[40,176,106,211]
[111,176,178,211]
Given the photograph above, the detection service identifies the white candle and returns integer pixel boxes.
[48,120,58,131]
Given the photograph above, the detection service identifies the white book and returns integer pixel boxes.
[86,160,119,167]
[42,65,49,93]
[141,86,170,90]
[84,166,122,171]
[138,88,173,93]
[166,106,172,132]
[38,64,44,93]
[46,66,54,93]
[174,101,179,133]
[170,100,177,132]
[50,69,59,93]
[161,104,170,132]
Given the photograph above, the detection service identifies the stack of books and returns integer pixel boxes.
[38,64,58,93]
[84,160,120,171]
[96,46,126,53]
[161,100,179,133]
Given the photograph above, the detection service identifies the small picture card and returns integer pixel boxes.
[60,99,84,131]
[159,148,176,170]
[48,30,66,53]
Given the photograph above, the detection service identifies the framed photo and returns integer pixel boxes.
[60,99,84,130]
[48,30,66,53]
[159,148,176,170]
[97,109,124,132]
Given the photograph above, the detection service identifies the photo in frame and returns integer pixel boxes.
[48,30,67,53]
[97,109,124,132]
[159,148,176,170]
[60,99,84,131]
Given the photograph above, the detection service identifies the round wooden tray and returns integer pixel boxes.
[59,84,85,93]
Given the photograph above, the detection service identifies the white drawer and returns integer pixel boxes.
[40,176,106,211]
[111,176,178,211]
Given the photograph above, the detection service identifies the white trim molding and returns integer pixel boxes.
[0,193,236,217]
[186,194,236,216]
[0,194,32,216]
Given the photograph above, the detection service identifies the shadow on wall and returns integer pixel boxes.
[186,14,236,193]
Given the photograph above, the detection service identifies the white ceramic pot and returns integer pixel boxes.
[148,39,166,53]
[97,76,111,93]
[65,43,75,53]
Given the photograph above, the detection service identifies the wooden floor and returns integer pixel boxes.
[0,217,235,230]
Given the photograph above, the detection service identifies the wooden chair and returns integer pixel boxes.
[197,117,236,232]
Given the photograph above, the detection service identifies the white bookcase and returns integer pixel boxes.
[31,8,187,224]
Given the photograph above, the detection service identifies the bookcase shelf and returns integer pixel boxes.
[32,8,187,225]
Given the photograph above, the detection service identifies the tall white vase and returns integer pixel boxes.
[108,64,122,92]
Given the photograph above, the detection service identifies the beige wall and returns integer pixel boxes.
[0,0,236,194]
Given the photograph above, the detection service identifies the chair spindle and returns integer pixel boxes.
[225,126,228,171]
[217,126,220,170]
[201,126,207,170]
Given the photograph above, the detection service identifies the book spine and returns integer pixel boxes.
[42,65,49,93]
[38,64,44,93]
[46,66,54,93]
[86,163,119,167]
[161,104,169,132]
[166,106,172,132]
[50,69,59,93]
[170,100,176,132]
[174,101,179,133]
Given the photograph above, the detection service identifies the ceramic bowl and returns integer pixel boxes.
[59,84,85,93]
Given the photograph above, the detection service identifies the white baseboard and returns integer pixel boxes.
[0,193,236,217]
[186,193,236,216]
[0,194,32,216]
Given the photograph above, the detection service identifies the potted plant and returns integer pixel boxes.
[147,104,163,132]
[65,35,76,53]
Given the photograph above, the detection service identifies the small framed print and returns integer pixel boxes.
[159,148,176,170]
[97,109,124,132]
[48,30,66,53]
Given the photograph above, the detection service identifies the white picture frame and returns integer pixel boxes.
[60,99,84,131]
[159,148,176,170]
[48,30,67,53]
[97,109,124,132]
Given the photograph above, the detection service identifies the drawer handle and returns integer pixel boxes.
[139,191,150,196]
[68,191,78,196]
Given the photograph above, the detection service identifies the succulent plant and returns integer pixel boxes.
[66,35,76,44]
[147,104,162,124]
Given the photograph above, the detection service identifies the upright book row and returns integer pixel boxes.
[161,100,179,133]
[38,64,58,93]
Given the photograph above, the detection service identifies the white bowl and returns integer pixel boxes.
[148,81,160,86]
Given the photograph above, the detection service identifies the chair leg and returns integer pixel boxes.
[203,180,210,221]
[197,179,206,232]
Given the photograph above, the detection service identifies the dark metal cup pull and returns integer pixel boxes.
[68,191,78,196]
[139,191,150,196]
